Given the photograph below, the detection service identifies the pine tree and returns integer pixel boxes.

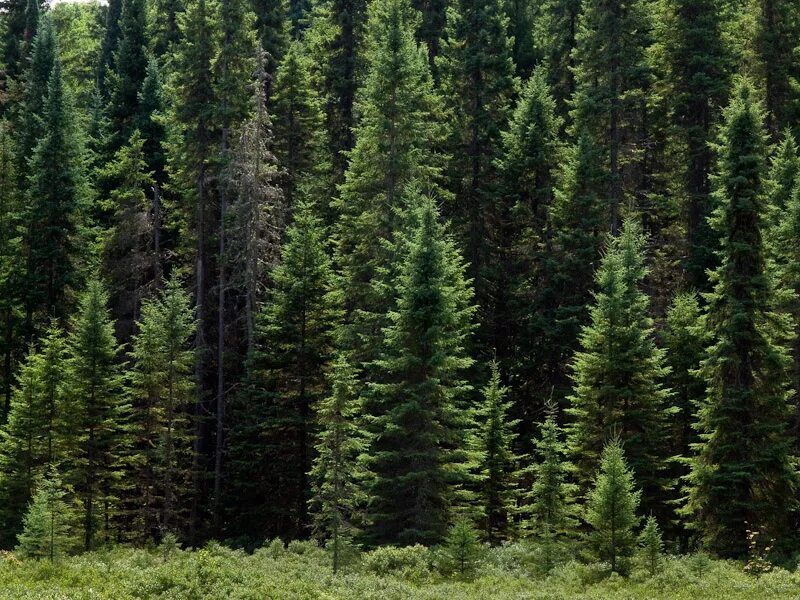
[526,403,575,550]
[23,56,83,331]
[129,277,195,540]
[476,361,519,545]
[334,0,445,373]
[227,200,337,541]
[685,81,799,558]
[639,515,664,576]
[0,327,69,547]
[566,219,673,520]
[100,130,156,344]
[437,0,516,356]
[68,280,128,550]
[570,0,652,235]
[586,438,641,576]
[15,468,77,562]
[309,355,366,573]
[272,40,332,210]
[364,196,476,547]
[653,0,730,289]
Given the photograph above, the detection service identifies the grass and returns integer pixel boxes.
[1,541,798,599]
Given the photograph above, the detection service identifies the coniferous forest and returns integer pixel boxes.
[3,0,800,597]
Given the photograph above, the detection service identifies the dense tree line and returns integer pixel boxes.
[1,0,800,569]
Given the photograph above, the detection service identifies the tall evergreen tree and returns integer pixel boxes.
[364,196,476,547]
[227,200,337,541]
[586,438,641,576]
[97,0,122,98]
[129,277,195,541]
[570,0,652,234]
[538,0,581,117]
[100,130,156,344]
[309,354,366,573]
[106,0,148,154]
[68,280,128,550]
[476,361,520,544]
[23,56,83,332]
[685,82,799,558]
[566,219,673,520]
[272,40,331,211]
[437,0,516,357]
[653,0,730,289]
[334,0,445,373]
[251,0,289,98]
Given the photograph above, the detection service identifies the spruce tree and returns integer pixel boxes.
[364,196,476,547]
[586,438,641,576]
[129,277,195,540]
[570,0,652,234]
[442,518,482,577]
[526,403,575,550]
[107,0,148,153]
[565,219,673,520]
[15,468,78,562]
[24,56,83,331]
[148,0,181,58]
[2,0,31,81]
[496,68,562,411]
[251,0,289,97]
[135,56,167,184]
[309,354,366,573]
[538,0,581,117]
[0,327,69,546]
[437,0,516,356]
[639,515,664,576]
[653,0,730,289]
[97,0,123,98]
[100,130,156,344]
[476,361,520,545]
[334,0,445,374]
[68,280,128,550]
[227,200,337,541]
[685,81,799,558]
[272,40,332,210]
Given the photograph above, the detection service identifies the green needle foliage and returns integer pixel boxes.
[639,515,664,577]
[15,467,78,562]
[586,438,641,576]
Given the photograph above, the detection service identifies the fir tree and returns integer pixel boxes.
[685,81,799,558]
[227,200,337,541]
[565,219,673,520]
[15,468,77,562]
[135,56,167,184]
[2,0,31,81]
[476,361,519,545]
[129,277,195,540]
[538,0,581,116]
[334,0,445,373]
[309,354,366,573]
[364,196,476,547]
[251,0,289,97]
[68,280,128,550]
[585,438,641,576]
[97,0,123,98]
[148,0,181,58]
[570,0,652,234]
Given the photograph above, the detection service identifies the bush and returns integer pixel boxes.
[362,544,432,580]
[287,539,320,555]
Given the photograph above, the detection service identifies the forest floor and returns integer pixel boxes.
[1,541,798,599]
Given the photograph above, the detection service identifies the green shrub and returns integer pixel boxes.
[362,544,432,580]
